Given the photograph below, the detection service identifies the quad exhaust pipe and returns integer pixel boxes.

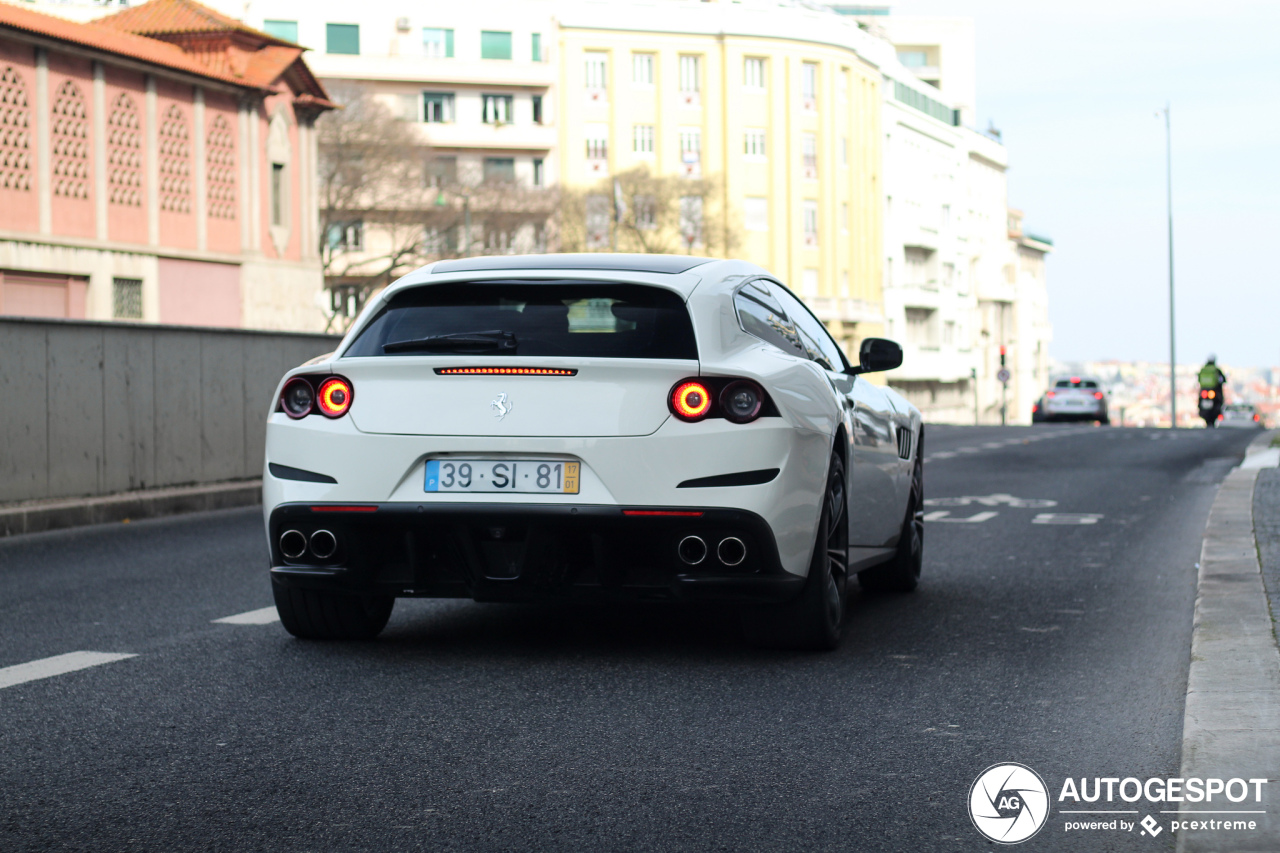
[717,537,746,567]
[677,535,707,565]
[278,528,337,561]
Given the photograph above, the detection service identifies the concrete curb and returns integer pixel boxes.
[1177,430,1280,852]
[0,480,262,538]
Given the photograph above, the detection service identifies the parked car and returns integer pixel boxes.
[263,255,924,650]
[1220,402,1264,428]
[1039,376,1109,424]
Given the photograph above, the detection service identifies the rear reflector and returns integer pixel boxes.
[622,510,705,517]
[310,505,378,513]
[434,367,577,376]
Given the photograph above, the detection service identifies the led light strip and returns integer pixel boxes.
[434,367,578,376]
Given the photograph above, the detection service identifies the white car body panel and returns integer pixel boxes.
[263,255,921,595]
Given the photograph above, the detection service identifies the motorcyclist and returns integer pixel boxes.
[1198,355,1227,398]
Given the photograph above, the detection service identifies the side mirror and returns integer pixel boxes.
[846,337,903,375]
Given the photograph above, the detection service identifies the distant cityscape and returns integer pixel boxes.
[1050,360,1277,428]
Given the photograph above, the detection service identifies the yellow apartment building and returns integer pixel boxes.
[557,1,887,350]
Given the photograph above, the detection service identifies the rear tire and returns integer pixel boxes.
[858,440,923,593]
[741,451,848,651]
[272,580,394,640]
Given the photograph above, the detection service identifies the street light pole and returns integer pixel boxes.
[1163,103,1176,429]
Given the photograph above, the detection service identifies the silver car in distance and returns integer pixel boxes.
[263,254,924,650]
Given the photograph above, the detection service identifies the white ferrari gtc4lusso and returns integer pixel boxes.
[264,254,924,649]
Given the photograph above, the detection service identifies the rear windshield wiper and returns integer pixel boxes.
[383,330,517,354]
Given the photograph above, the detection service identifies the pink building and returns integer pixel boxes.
[0,0,333,329]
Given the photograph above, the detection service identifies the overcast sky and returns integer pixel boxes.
[891,0,1280,369]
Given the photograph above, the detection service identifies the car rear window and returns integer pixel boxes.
[343,281,698,359]
[1054,379,1098,389]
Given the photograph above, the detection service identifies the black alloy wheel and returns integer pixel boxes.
[859,431,923,593]
[741,450,849,651]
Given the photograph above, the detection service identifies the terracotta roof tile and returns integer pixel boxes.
[95,0,295,46]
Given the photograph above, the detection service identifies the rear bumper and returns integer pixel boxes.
[267,502,803,604]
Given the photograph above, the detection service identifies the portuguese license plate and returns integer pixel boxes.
[425,459,580,494]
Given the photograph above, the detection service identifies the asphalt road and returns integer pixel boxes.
[0,424,1259,852]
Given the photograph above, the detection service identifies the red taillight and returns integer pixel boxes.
[1046,391,1056,398]
[316,376,353,418]
[1032,404,1039,413]
[1093,391,1104,400]
[434,367,577,376]
[1070,376,1081,384]
[671,380,713,421]
[281,377,314,419]
[1255,414,1261,422]
[720,380,764,424]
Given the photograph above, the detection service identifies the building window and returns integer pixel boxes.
[423,28,454,58]
[585,124,608,166]
[531,33,542,62]
[634,195,656,230]
[263,20,298,43]
[802,201,818,247]
[0,68,32,193]
[679,195,703,248]
[801,133,818,179]
[424,155,457,188]
[679,127,701,178]
[679,55,700,105]
[423,92,455,123]
[744,128,766,159]
[801,62,818,110]
[107,93,142,207]
[633,124,654,154]
[481,94,513,124]
[586,193,610,249]
[483,157,515,183]
[744,57,765,90]
[206,113,236,219]
[632,53,654,86]
[531,94,543,125]
[943,262,955,287]
[159,104,191,213]
[898,50,929,68]
[271,163,285,226]
[744,197,768,232]
[481,31,512,60]
[840,136,848,167]
[51,80,89,200]
[904,247,931,287]
[532,158,544,187]
[112,277,142,319]
[585,52,608,99]
[905,307,936,346]
[943,320,955,346]
[326,23,359,55]
[838,68,849,100]
[326,220,362,250]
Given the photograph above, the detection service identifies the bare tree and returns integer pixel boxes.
[317,84,558,330]
[556,166,740,257]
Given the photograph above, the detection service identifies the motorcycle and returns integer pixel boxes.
[1199,388,1223,427]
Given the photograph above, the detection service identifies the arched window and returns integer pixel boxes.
[0,67,32,192]
[206,114,236,219]
[52,80,89,199]
[159,104,191,213]
[107,93,142,207]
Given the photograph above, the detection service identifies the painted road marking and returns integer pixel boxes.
[923,510,999,523]
[0,651,137,691]
[1032,513,1105,525]
[213,606,280,625]
[926,494,1057,508]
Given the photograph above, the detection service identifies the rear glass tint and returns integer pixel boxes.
[344,282,698,359]
[1054,379,1098,389]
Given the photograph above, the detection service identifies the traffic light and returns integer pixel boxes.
[999,345,1007,367]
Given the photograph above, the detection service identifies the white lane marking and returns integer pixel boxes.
[982,442,1005,449]
[0,651,137,691]
[926,494,1057,508]
[1032,513,1104,525]
[213,606,280,625]
[923,510,998,523]
[957,447,980,453]
[930,451,957,459]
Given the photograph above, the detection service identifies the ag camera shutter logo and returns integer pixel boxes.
[969,763,1050,844]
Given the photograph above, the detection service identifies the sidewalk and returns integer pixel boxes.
[0,480,262,537]
[1178,430,1280,853]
